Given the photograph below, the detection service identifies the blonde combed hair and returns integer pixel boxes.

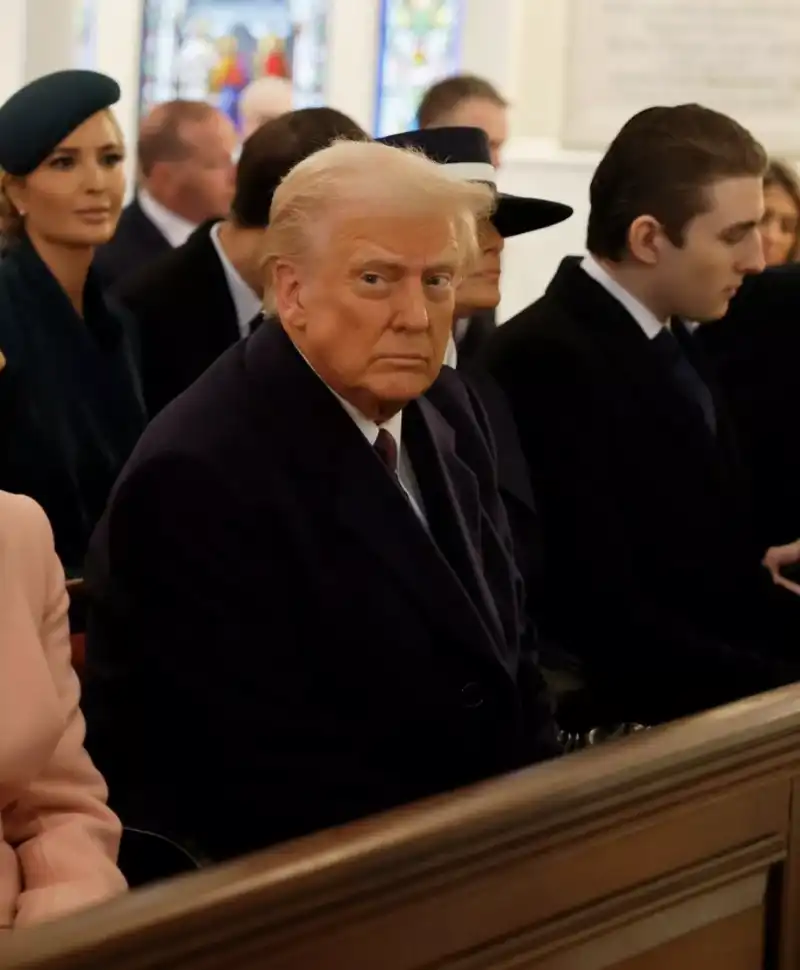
[260,139,495,313]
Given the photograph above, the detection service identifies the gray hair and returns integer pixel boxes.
[261,139,495,312]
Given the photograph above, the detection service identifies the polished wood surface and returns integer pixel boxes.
[4,685,800,969]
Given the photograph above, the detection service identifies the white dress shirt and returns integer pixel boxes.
[138,189,197,249]
[580,254,667,340]
[209,222,263,339]
[444,332,459,368]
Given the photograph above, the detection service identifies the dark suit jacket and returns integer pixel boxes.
[81,322,558,862]
[0,234,146,575]
[111,220,241,416]
[481,257,800,725]
[93,199,172,290]
[457,309,496,365]
[698,265,800,547]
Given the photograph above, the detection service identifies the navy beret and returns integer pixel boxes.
[0,70,121,176]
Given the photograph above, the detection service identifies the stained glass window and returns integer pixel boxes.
[374,0,463,137]
[139,0,328,132]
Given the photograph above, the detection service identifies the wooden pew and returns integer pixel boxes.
[4,685,800,969]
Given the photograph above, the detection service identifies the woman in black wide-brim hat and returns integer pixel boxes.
[0,70,146,577]
[378,126,573,367]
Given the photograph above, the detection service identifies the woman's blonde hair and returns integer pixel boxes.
[260,139,495,313]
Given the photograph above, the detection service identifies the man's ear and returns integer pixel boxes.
[272,259,307,331]
[627,214,666,266]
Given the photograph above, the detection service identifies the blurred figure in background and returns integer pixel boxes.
[94,100,237,288]
[418,74,509,168]
[113,107,367,415]
[0,491,125,927]
[0,70,145,576]
[239,76,293,139]
[759,159,800,266]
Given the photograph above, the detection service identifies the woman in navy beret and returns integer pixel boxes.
[0,70,146,578]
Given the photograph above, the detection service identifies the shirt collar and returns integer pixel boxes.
[443,333,459,368]
[294,344,404,464]
[138,189,198,249]
[581,254,666,340]
[209,222,262,339]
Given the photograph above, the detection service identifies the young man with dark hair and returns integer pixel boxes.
[482,103,800,725]
[112,107,367,415]
[418,74,508,167]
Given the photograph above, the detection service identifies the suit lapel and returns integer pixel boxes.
[247,324,511,672]
[551,263,730,479]
[129,198,173,253]
[405,398,507,644]
[674,320,745,485]
[336,399,510,669]
[183,223,242,350]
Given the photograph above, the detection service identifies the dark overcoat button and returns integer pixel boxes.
[461,682,485,709]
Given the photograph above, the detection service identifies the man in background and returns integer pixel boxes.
[418,74,508,168]
[94,100,237,288]
[239,76,293,139]
[113,107,367,415]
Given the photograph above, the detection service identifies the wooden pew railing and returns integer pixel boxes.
[4,685,800,969]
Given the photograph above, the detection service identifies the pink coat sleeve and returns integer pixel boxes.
[3,497,127,926]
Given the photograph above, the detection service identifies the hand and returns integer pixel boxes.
[763,539,800,595]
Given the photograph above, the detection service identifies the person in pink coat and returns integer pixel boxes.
[0,490,126,927]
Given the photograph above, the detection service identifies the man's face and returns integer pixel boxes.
[443,97,508,167]
[173,112,237,221]
[276,211,461,422]
[455,220,504,315]
[655,177,766,322]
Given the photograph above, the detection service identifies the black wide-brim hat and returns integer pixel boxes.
[377,126,573,237]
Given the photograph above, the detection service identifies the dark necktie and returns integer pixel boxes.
[373,428,398,474]
[651,328,716,435]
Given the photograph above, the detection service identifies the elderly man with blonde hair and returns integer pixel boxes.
[81,140,560,865]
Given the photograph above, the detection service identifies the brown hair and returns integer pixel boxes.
[137,100,219,177]
[764,158,800,261]
[418,74,507,128]
[232,107,368,228]
[587,104,768,260]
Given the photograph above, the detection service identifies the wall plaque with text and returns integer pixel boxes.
[563,0,800,154]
